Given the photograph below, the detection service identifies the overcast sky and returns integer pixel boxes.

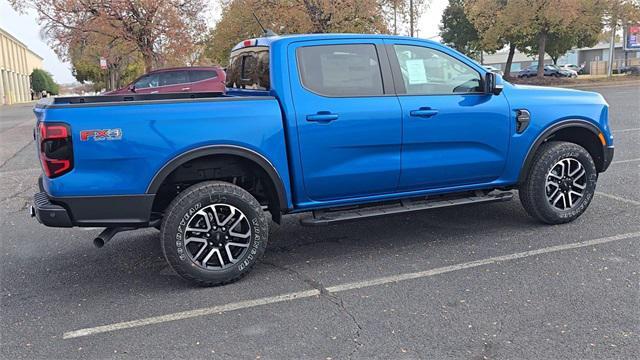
[0,0,448,84]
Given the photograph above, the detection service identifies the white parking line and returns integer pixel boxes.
[611,158,640,165]
[63,290,321,339]
[62,231,640,340]
[596,192,640,206]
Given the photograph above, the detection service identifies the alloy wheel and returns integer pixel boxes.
[183,204,252,270]
[545,158,586,210]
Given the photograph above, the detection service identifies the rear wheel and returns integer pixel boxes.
[161,181,268,286]
[519,141,597,224]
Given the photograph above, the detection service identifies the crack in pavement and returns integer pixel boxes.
[0,139,35,169]
[262,261,364,358]
[0,184,38,214]
[266,235,347,254]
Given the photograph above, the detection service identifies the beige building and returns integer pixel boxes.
[1,27,43,105]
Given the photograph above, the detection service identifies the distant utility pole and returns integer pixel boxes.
[607,25,616,77]
[409,0,414,37]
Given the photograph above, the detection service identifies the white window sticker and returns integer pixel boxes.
[406,59,428,85]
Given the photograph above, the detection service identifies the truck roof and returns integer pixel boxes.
[231,33,441,52]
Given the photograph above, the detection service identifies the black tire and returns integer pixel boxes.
[519,141,597,224]
[161,181,269,286]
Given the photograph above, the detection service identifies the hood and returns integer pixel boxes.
[505,83,608,106]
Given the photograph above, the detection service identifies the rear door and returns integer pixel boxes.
[386,40,511,190]
[158,71,190,92]
[288,40,402,201]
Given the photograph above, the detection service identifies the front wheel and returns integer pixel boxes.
[519,141,597,224]
[161,181,269,286]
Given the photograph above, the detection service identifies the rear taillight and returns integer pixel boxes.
[37,122,73,178]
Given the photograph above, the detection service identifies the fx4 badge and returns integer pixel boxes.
[80,129,123,141]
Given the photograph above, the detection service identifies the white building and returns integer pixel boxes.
[1,27,44,105]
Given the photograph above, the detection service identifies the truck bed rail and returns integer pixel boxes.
[38,91,226,107]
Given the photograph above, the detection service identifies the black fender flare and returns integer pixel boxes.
[146,145,288,212]
[518,119,604,184]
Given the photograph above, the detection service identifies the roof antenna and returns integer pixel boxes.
[252,13,277,37]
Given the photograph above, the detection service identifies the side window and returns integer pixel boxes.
[189,70,218,82]
[393,45,482,95]
[135,74,160,88]
[159,71,189,86]
[296,44,384,97]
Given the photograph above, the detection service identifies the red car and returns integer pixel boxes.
[105,66,226,95]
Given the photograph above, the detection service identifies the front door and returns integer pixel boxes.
[289,40,402,201]
[386,40,511,190]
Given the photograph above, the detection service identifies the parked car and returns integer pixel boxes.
[32,34,613,286]
[104,66,226,95]
[623,65,640,75]
[483,65,504,76]
[561,64,585,75]
[518,65,576,78]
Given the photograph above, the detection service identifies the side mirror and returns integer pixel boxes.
[484,72,503,95]
[128,84,136,93]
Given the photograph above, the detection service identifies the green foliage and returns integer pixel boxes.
[527,27,600,64]
[439,0,481,58]
[30,69,59,95]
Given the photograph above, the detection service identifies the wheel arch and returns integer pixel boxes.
[147,145,288,221]
[518,119,606,184]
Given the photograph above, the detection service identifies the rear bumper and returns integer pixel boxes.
[601,146,614,172]
[31,190,155,228]
[32,192,73,227]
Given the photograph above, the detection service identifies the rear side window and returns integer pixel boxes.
[296,44,384,97]
[227,47,270,90]
[158,71,189,86]
[189,70,218,82]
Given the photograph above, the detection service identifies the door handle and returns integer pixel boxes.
[410,108,439,118]
[306,112,338,123]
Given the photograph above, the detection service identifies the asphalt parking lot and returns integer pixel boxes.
[1,83,639,359]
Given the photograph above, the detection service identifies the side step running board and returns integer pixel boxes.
[300,191,514,226]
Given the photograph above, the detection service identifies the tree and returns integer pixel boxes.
[205,0,390,65]
[497,0,590,77]
[67,30,143,91]
[30,69,58,95]
[465,0,517,76]
[440,0,481,58]
[600,0,640,75]
[380,0,430,36]
[11,0,208,73]
[529,26,601,65]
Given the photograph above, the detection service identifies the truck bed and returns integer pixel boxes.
[34,92,291,206]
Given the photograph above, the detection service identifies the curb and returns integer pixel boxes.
[556,80,640,89]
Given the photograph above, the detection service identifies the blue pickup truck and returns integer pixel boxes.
[31,34,614,286]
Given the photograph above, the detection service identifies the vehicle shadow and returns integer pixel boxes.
[5,199,544,304]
